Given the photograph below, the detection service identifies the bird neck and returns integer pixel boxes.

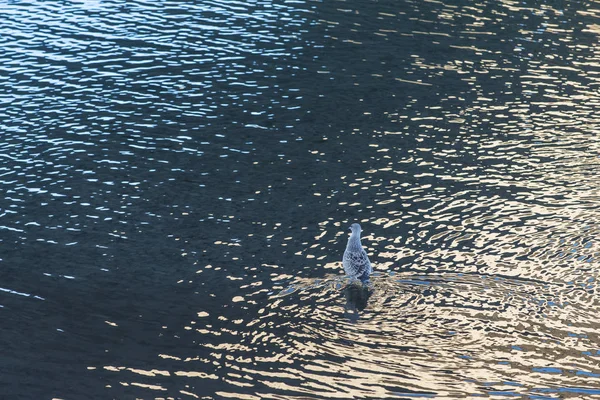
[346,232,363,251]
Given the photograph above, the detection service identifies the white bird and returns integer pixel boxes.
[343,223,373,282]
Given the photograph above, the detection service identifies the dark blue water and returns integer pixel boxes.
[3,0,600,398]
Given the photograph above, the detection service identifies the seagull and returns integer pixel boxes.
[343,223,373,282]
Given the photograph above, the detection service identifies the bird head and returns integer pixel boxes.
[349,223,362,234]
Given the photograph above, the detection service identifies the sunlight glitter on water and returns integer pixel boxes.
[4,0,600,398]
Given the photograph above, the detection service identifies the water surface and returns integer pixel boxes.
[3,0,600,398]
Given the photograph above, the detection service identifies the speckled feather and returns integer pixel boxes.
[343,223,373,280]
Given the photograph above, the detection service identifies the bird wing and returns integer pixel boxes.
[343,249,372,277]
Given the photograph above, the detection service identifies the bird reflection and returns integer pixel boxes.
[343,281,372,323]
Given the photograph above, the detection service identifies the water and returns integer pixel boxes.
[3,0,600,398]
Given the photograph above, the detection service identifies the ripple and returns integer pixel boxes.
[4,0,600,398]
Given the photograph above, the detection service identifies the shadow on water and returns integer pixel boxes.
[343,281,372,323]
[274,274,374,323]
